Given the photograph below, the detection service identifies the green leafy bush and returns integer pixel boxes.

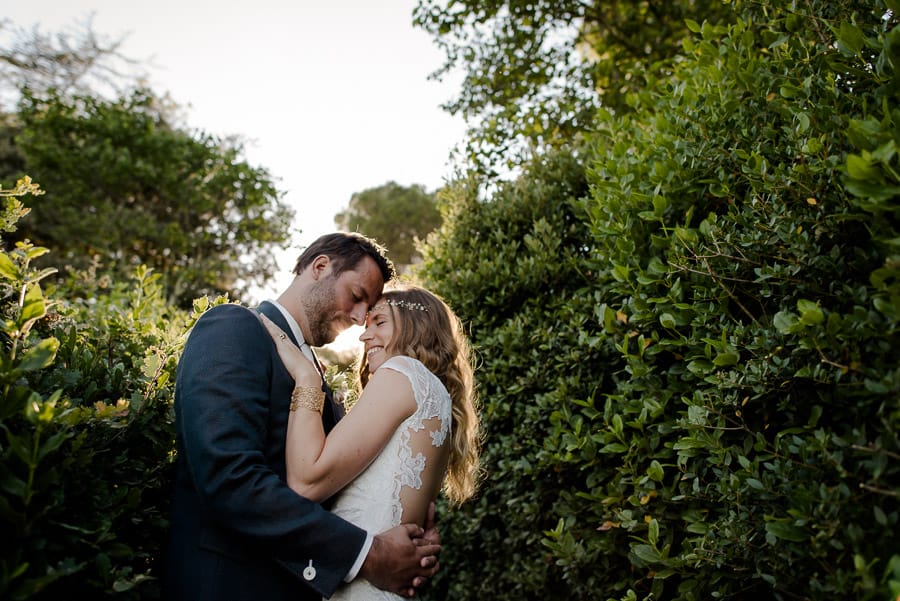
[417,150,603,600]
[418,1,899,599]
[0,183,201,599]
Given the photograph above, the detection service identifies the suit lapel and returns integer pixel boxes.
[257,301,343,429]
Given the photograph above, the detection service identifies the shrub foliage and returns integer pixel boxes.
[418,1,899,599]
[0,180,202,599]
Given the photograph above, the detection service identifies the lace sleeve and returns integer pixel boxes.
[381,356,452,441]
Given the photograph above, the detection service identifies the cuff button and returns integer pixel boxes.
[303,560,317,581]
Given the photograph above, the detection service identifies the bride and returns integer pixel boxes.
[261,284,481,600]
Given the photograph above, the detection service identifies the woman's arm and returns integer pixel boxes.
[261,315,417,502]
[287,369,416,501]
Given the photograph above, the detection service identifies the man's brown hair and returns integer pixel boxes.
[292,232,395,283]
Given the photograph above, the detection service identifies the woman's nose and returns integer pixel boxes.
[359,326,372,342]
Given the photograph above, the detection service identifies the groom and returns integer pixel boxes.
[163,232,440,600]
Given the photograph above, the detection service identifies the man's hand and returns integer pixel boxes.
[361,520,441,597]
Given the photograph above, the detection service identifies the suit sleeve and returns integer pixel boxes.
[175,304,367,597]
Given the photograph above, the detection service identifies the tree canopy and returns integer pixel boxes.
[412,0,733,176]
[1,89,293,306]
[335,181,441,272]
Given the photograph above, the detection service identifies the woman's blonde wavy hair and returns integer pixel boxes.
[358,284,482,506]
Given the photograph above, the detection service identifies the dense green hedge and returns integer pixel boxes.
[419,152,599,598]
[419,1,899,599]
[0,184,201,599]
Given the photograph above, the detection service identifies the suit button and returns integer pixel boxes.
[303,560,316,581]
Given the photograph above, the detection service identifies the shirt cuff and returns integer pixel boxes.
[344,533,374,582]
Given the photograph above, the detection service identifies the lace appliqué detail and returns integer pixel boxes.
[382,355,451,525]
[397,446,426,490]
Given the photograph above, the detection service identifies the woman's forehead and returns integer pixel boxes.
[367,302,390,317]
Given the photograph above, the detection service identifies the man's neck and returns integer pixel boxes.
[267,299,309,347]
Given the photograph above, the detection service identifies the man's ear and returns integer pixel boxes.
[309,255,332,280]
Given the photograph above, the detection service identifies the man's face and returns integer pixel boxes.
[302,256,384,346]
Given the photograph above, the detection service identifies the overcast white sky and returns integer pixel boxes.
[4,0,466,311]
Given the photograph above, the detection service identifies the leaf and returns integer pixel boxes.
[686,359,714,375]
[837,22,866,54]
[17,338,60,372]
[0,386,36,421]
[846,154,878,180]
[601,304,617,332]
[673,437,707,450]
[611,414,624,436]
[0,252,19,280]
[687,405,708,425]
[600,443,628,454]
[765,520,807,542]
[0,467,28,497]
[685,522,708,534]
[24,246,50,260]
[632,543,661,564]
[844,179,900,202]
[20,284,47,323]
[612,264,630,282]
[773,310,798,334]
[652,195,668,216]
[713,351,739,366]
[797,299,824,326]
[37,430,70,462]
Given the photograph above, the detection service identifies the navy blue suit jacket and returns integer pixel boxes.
[163,301,366,600]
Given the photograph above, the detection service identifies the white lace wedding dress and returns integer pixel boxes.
[329,355,452,601]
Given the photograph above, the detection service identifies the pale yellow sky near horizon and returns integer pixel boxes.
[4,0,467,351]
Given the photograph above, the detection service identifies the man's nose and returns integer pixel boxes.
[350,304,367,326]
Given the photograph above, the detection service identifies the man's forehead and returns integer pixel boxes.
[363,284,383,307]
[338,256,384,303]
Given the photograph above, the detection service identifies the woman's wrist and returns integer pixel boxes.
[290,385,325,413]
[293,373,322,388]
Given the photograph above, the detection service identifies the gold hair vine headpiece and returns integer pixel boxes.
[385,298,428,312]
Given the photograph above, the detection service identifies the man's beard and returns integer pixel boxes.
[301,275,342,347]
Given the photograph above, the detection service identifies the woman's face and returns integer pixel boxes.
[359,301,396,373]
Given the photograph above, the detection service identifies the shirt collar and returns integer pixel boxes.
[266,299,307,347]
